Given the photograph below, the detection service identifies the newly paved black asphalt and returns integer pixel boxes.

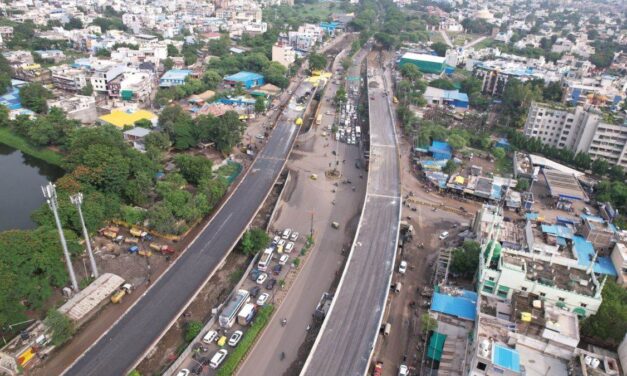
[63,88,307,375]
[302,59,401,376]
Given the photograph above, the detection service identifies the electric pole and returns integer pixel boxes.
[70,193,99,279]
[42,183,79,292]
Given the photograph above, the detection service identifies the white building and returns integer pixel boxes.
[288,23,324,52]
[272,43,296,68]
[524,102,627,169]
[611,242,627,286]
[90,61,125,93]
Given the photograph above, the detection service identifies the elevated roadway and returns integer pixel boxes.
[301,54,402,375]
[63,82,313,376]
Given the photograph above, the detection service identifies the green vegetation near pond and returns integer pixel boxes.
[217,305,275,376]
[0,127,64,167]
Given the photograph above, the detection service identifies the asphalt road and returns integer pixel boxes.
[302,56,402,375]
[63,85,310,376]
[236,46,369,376]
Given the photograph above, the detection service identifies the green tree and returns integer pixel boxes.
[254,97,266,113]
[198,177,228,208]
[591,158,610,176]
[81,81,93,96]
[239,228,270,256]
[19,83,53,114]
[163,57,174,71]
[428,78,456,90]
[308,52,327,71]
[144,132,171,151]
[262,62,288,88]
[134,119,153,128]
[0,54,12,95]
[443,159,458,175]
[174,154,213,185]
[167,44,179,57]
[431,41,448,57]
[516,178,530,191]
[492,147,506,160]
[581,280,627,345]
[95,48,111,58]
[64,17,83,30]
[208,111,246,154]
[542,81,563,102]
[447,134,467,150]
[450,241,481,278]
[45,309,75,346]
[202,70,222,89]
[184,320,203,342]
[400,64,422,81]
[420,313,437,334]
[334,86,347,107]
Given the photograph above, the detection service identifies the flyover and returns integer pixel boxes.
[63,81,313,376]
[301,53,402,375]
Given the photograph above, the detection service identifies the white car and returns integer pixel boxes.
[277,239,286,247]
[209,349,228,368]
[255,134,264,140]
[177,370,190,376]
[398,364,409,376]
[279,254,289,265]
[202,330,218,344]
[256,273,268,284]
[256,293,270,306]
[282,228,292,239]
[439,231,449,240]
[272,235,281,245]
[398,260,407,274]
[285,242,295,253]
[290,232,299,241]
[228,330,243,347]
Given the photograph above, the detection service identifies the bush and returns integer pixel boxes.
[45,309,75,346]
[216,305,274,375]
[184,320,203,342]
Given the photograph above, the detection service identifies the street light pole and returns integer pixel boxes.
[42,183,79,292]
[70,193,99,279]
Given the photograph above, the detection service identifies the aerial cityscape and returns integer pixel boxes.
[0,0,626,375]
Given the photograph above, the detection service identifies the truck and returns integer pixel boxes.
[373,361,383,376]
[237,303,256,326]
[124,236,139,244]
[130,227,148,238]
[314,292,333,320]
[149,243,175,254]
[111,283,133,304]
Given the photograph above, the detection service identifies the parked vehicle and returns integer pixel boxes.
[439,231,449,240]
[149,243,174,254]
[228,331,243,347]
[373,361,383,376]
[101,230,118,240]
[314,292,333,320]
[124,236,139,244]
[290,232,299,241]
[277,239,286,247]
[257,248,273,272]
[257,273,268,285]
[191,363,203,375]
[111,283,133,304]
[272,264,282,275]
[130,227,147,238]
[250,269,261,281]
[398,261,407,274]
[279,254,289,265]
[238,303,256,326]
[202,330,218,344]
[176,369,190,376]
[256,293,269,306]
[219,289,250,328]
[272,235,281,245]
[282,228,292,239]
[209,349,228,368]
[128,245,139,253]
[138,249,152,257]
[250,286,261,298]
[398,364,409,376]
[265,278,276,290]
[285,242,294,253]
[331,221,340,229]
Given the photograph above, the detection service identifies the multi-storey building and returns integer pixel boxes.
[524,102,627,169]
[50,65,88,92]
[90,62,125,94]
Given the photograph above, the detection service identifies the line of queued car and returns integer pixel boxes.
[177,228,300,375]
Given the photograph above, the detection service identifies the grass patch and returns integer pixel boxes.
[494,156,513,176]
[0,127,64,167]
[216,305,275,376]
[298,2,334,19]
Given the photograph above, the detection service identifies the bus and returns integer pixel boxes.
[316,114,322,126]
[257,247,274,271]
[219,289,250,328]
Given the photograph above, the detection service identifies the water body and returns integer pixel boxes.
[0,144,64,231]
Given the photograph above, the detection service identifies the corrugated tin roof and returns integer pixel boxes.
[58,273,124,322]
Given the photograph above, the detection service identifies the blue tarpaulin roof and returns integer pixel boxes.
[573,236,617,276]
[430,290,477,321]
[525,212,539,220]
[429,141,452,160]
[224,71,264,82]
[540,224,574,240]
[492,344,521,372]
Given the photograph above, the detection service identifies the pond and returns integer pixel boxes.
[0,144,64,231]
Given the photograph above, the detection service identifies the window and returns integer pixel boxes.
[558,297,565,302]
[540,292,546,297]
[580,303,587,308]
[521,287,528,291]
[477,362,487,371]
[488,277,495,281]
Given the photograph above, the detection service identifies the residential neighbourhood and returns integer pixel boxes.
[0,0,626,376]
